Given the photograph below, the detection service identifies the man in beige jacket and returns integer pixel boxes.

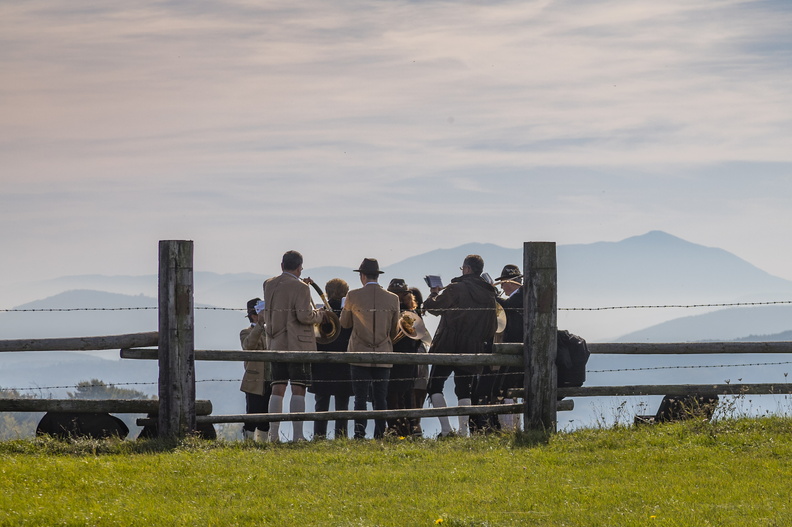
[262,250,325,442]
[340,258,400,439]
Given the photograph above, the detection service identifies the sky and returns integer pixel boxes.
[2,0,792,292]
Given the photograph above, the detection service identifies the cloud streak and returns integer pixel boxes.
[2,0,792,292]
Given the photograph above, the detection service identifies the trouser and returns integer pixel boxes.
[313,393,351,439]
[426,364,478,399]
[386,388,416,437]
[243,382,272,433]
[350,365,390,439]
[470,367,501,433]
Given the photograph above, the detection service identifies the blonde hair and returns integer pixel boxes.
[397,291,417,311]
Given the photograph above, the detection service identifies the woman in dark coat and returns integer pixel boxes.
[385,278,421,437]
[310,278,354,439]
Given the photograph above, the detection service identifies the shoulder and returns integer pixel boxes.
[383,289,400,304]
[346,287,363,299]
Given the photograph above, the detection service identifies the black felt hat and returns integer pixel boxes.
[496,264,522,283]
[354,258,384,274]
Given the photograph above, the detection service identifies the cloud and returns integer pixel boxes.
[2,0,792,289]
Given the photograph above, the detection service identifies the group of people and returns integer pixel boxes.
[239,250,525,442]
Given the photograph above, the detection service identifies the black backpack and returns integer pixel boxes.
[556,330,590,387]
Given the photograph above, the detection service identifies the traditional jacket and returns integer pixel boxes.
[497,286,524,344]
[340,282,400,367]
[239,324,269,396]
[262,272,324,352]
[424,273,498,354]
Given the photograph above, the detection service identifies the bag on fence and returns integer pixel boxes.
[556,330,590,388]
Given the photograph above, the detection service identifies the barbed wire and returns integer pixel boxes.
[1,307,158,312]
[588,360,792,373]
[3,299,792,313]
[560,300,792,311]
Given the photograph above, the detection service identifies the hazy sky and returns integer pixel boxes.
[2,0,792,291]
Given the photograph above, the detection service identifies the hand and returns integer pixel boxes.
[303,276,315,285]
[430,287,441,294]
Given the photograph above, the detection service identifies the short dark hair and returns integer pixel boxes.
[281,250,303,271]
[463,254,484,275]
[362,273,380,282]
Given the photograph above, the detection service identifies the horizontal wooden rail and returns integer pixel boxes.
[0,332,159,352]
[496,342,792,355]
[529,383,792,398]
[0,398,212,415]
[121,348,523,367]
[137,400,574,426]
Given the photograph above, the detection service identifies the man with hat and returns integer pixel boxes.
[239,297,271,441]
[424,254,498,437]
[340,258,400,439]
[494,264,524,431]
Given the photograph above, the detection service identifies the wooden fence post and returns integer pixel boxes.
[523,242,558,432]
[158,240,196,438]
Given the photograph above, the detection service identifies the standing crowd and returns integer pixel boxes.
[239,250,525,441]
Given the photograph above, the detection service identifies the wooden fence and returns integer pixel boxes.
[2,239,792,439]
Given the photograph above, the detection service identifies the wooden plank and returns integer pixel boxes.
[137,400,574,426]
[551,383,792,397]
[0,332,158,353]
[158,240,196,438]
[524,242,558,432]
[0,399,212,415]
[491,341,792,356]
[120,348,524,367]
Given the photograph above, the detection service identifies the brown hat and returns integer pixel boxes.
[387,278,408,293]
[496,264,522,283]
[354,258,384,274]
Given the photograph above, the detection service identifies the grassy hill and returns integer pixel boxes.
[1,417,791,526]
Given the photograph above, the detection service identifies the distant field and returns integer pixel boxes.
[1,418,791,526]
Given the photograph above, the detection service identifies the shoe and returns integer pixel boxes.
[254,429,268,442]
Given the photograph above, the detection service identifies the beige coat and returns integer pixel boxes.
[262,272,324,352]
[340,283,400,367]
[239,324,269,396]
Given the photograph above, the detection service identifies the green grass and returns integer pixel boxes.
[1,418,792,526]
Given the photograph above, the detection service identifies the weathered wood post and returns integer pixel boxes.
[523,242,558,432]
[158,240,196,438]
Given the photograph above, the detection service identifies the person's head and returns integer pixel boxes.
[462,254,484,276]
[354,258,384,283]
[281,250,304,274]
[388,278,416,310]
[497,264,522,295]
[246,297,261,323]
[325,278,349,301]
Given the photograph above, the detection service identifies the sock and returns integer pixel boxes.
[291,395,306,441]
[430,393,452,436]
[457,398,472,437]
[499,398,514,430]
[268,395,283,442]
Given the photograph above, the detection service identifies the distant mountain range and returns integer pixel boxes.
[3,231,792,343]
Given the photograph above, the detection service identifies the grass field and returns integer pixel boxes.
[1,417,791,526]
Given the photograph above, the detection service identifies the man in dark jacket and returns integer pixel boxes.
[494,264,524,431]
[424,254,497,437]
